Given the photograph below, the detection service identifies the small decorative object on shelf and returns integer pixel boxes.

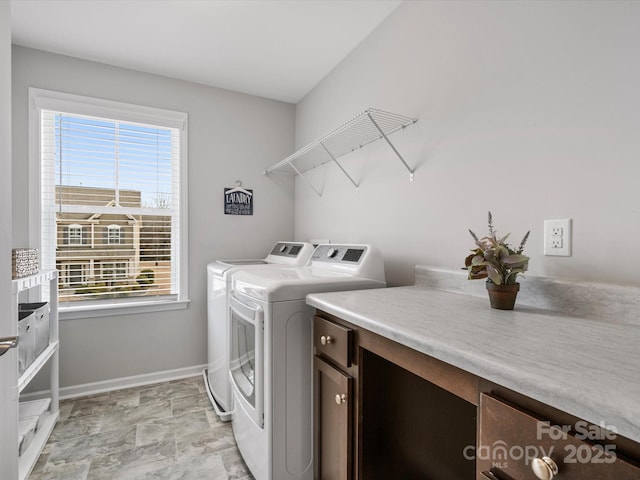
[465,212,530,310]
[12,248,39,279]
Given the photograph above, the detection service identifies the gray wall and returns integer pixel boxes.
[294,1,640,286]
[12,46,295,389]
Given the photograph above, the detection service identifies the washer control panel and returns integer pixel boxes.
[311,245,367,264]
[270,242,305,257]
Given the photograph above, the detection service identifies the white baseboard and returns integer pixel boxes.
[21,364,207,401]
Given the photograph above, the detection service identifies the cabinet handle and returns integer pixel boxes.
[531,456,559,480]
[335,393,347,405]
[320,335,333,346]
[0,336,19,357]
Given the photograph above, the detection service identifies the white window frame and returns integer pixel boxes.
[106,225,122,245]
[29,88,189,319]
[101,261,128,279]
[64,262,87,287]
[67,223,83,245]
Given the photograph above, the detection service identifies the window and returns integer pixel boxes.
[67,224,83,245]
[101,262,128,280]
[106,225,122,245]
[30,89,189,317]
[65,263,86,287]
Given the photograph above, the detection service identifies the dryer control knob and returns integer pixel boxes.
[327,248,339,259]
[279,245,288,253]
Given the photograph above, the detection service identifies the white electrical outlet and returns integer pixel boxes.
[551,237,563,248]
[544,219,572,256]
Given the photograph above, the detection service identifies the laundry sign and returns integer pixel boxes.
[224,186,254,215]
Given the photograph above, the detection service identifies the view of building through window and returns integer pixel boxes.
[40,110,180,305]
[55,185,173,302]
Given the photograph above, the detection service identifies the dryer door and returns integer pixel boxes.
[229,295,264,428]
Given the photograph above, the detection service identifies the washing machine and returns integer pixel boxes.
[228,244,386,480]
[204,241,315,421]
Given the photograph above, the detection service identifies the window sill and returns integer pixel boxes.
[60,298,190,320]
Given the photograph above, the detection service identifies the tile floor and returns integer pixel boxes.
[29,376,254,480]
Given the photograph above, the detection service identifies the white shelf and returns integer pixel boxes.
[12,271,57,294]
[10,269,59,480]
[18,341,59,393]
[264,108,417,196]
[18,411,60,480]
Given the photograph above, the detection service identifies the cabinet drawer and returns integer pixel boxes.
[314,316,352,368]
[479,394,640,479]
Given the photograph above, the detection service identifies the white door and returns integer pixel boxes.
[0,4,18,479]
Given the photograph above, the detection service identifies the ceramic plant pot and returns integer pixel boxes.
[486,282,520,310]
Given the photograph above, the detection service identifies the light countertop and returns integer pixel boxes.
[306,285,640,443]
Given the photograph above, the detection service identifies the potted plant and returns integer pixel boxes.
[464,212,530,310]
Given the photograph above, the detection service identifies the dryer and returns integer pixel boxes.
[228,244,386,480]
[204,241,314,421]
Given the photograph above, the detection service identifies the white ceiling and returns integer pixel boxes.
[10,0,401,103]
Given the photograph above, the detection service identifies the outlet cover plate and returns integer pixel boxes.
[544,219,572,256]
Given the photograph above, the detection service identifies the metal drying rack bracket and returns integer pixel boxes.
[264,108,418,197]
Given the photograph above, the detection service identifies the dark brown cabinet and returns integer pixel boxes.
[313,315,355,480]
[313,312,476,480]
[478,394,640,480]
[313,310,640,480]
[314,356,352,480]
[359,349,476,480]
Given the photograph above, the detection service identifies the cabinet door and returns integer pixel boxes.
[314,356,352,480]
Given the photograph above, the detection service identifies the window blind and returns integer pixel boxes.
[40,110,181,306]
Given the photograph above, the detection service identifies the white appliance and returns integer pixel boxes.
[204,241,315,421]
[228,244,386,480]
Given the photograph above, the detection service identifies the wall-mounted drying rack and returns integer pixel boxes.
[264,108,418,196]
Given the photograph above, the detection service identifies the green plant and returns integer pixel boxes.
[74,283,108,295]
[136,269,155,287]
[465,211,530,285]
